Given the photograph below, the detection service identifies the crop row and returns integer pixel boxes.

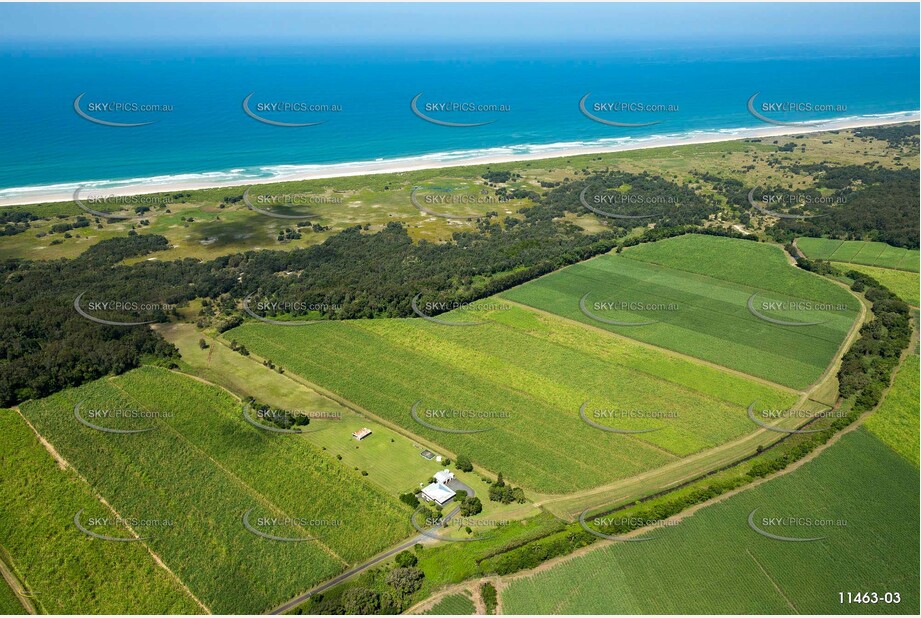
[797,237,920,272]
[503,235,858,389]
[0,409,201,614]
[501,428,920,613]
[229,302,795,494]
[19,368,412,613]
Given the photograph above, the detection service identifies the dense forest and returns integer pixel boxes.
[1,159,914,406]
[6,170,685,404]
[543,169,720,225]
[765,165,919,248]
[0,235,186,404]
[836,270,913,407]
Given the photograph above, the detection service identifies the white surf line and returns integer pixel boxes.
[1,114,917,207]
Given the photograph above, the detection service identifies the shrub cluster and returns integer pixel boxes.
[837,270,912,408]
[480,582,498,614]
[299,562,425,615]
[480,528,596,576]
[487,472,525,504]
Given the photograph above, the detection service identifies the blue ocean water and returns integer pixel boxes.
[0,40,917,196]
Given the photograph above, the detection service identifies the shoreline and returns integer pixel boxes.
[1,113,917,208]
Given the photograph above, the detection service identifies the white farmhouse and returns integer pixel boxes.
[421,482,456,506]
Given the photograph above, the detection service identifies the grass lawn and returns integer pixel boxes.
[501,428,919,614]
[502,234,859,390]
[157,321,348,416]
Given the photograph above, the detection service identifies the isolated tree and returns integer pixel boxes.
[460,496,482,517]
[455,454,473,472]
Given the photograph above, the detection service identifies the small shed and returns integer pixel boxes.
[352,427,372,440]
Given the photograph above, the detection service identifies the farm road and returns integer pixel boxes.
[268,478,474,614]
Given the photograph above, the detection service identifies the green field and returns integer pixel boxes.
[295,511,567,615]
[0,409,200,614]
[502,235,859,390]
[18,368,413,614]
[501,428,920,614]
[158,322,350,419]
[833,263,919,306]
[797,238,920,272]
[422,592,476,615]
[228,298,796,495]
[0,577,23,615]
[162,319,443,493]
[161,322,539,523]
[865,354,920,467]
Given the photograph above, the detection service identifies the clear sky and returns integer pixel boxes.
[0,2,918,45]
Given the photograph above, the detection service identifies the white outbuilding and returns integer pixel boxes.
[434,469,455,484]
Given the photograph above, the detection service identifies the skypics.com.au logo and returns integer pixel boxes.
[411,93,510,127]
[579,93,678,127]
[242,93,341,127]
[73,93,173,127]
[747,93,846,126]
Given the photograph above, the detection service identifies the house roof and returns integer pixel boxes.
[434,469,454,483]
[422,482,456,504]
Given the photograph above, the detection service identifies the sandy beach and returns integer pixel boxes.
[1,114,917,208]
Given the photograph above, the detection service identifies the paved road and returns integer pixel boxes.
[447,477,475,501]
[268,532,427,615]
[268,478,474,615]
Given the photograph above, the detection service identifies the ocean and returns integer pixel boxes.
[0,39,918,199]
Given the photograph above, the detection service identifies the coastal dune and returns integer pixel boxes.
[1,113,917,208]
